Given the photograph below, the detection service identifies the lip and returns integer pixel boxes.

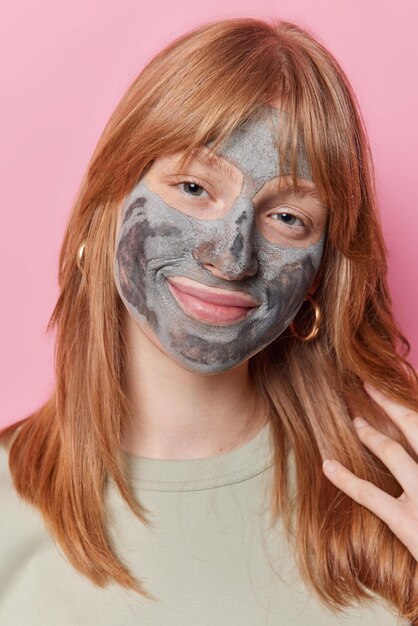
[165,276,261,325]
[166,276,261,308]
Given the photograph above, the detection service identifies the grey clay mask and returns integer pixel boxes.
[114,104,325,374]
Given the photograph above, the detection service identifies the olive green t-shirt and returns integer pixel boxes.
[0,421,409,625]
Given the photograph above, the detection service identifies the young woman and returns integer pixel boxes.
[1,16,417,625]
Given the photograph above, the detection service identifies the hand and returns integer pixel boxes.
[322,382,418,562]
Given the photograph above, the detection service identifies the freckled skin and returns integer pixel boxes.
[114,105,325,374]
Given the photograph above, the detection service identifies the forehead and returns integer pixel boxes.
[205,104,312,194]
[211,105,279,181]
[152,104,317,199]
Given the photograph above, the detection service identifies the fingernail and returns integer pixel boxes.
[353,417,369,428]
[323,459,338,473]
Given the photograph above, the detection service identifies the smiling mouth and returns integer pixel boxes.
[165,277,260,326]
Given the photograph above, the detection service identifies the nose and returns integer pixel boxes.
[192,197,259,281]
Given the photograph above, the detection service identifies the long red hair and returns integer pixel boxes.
[1,16,417,621]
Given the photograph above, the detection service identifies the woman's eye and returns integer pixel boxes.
[178,180,209,198]
[270,211,305,228]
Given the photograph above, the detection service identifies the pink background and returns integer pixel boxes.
[0,1,417,428]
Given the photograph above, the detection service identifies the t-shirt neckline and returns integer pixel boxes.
[121,420,274,492]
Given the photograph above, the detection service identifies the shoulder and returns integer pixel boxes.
[0,443,33,535]
[0,443,51,577]
[0,437,45,526]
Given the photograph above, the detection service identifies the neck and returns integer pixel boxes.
[120,309,268,460]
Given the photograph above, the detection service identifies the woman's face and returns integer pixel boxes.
[114,104,328,374]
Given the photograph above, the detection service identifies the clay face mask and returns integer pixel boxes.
[114,104,326,374]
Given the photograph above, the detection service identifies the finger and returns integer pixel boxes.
[322,459,401,530]
[364,383,418,454]
[353,417,418,496]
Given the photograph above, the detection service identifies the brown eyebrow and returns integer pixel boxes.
[186,147,238,179]
[269,181,322,200]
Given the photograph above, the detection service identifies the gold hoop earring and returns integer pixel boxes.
[77,241,86,273]
[289,294,321,342]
